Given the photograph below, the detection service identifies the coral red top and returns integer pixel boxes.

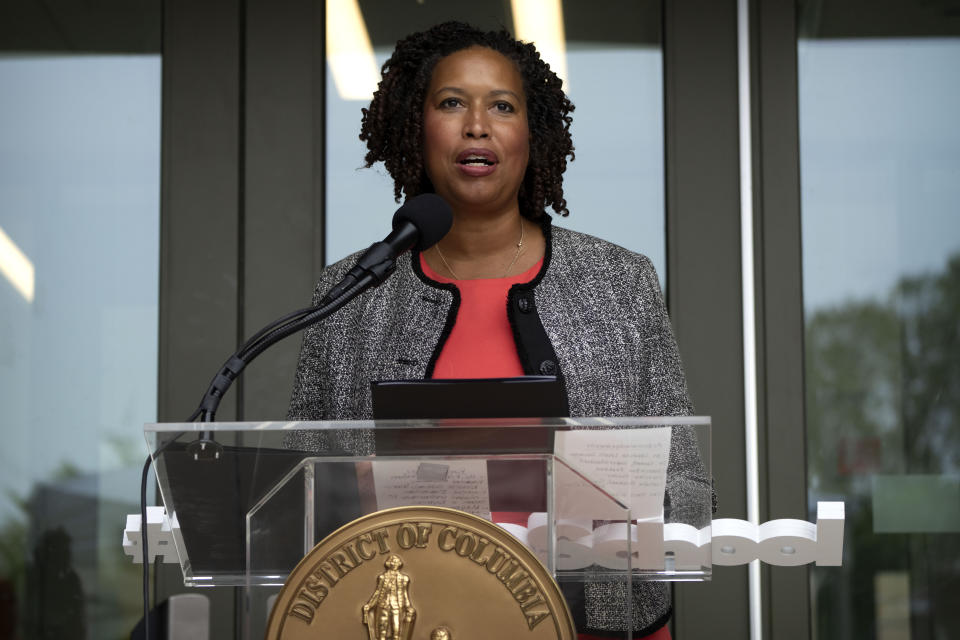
[420,254,541,379]
[420,253,672,640]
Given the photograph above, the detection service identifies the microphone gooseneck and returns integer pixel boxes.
[192,194,453,422]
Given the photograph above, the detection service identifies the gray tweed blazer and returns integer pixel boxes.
[287,223,711,635]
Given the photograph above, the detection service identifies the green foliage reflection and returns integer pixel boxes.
[806,254,960,639]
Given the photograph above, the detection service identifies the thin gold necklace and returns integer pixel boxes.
[435,217,525,280]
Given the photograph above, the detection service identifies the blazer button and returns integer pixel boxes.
[517,295,533,313]
[539,360,557,375]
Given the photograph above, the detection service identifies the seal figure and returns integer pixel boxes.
[362,554,416,640]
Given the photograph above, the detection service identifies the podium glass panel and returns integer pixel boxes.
[145,417,712,589]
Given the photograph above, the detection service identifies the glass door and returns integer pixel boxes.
[797,3,960,638]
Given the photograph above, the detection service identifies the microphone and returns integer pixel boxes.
[319,194,452,305]
[192,194,452,422]
[388,192,454,251]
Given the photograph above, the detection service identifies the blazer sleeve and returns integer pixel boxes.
[284,256,378,456]
[635,256,714,527]
[286,271,337,422]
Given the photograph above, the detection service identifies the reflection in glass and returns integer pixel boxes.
[799,34,960,639]
[0,55,160,638]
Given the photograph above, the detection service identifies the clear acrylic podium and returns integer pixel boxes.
[146,417,712,637]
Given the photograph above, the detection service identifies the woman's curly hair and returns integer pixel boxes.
[359,21,575,219]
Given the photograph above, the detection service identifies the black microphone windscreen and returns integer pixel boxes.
[392,194,453,251]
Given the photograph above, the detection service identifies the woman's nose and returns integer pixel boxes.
[463,109,489,138]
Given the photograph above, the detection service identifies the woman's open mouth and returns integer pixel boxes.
[460,155,495,166]
[456,149,498,176]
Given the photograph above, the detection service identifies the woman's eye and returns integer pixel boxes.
[440,98,461,108]
[494,101,515,113]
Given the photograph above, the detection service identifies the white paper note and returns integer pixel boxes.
[372,460,491,519]
[554,428,671,519]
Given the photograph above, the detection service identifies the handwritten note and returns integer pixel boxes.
[372,460,491,519]
[554,428,671,519]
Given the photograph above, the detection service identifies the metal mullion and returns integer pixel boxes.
[754,0,811,637]
[665,0,751,637]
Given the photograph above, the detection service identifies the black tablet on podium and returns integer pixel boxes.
[371,375,569,512]
[370,375,568,455]
[371,375,568,420]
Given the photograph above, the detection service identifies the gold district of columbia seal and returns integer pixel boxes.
[264,506,577,640]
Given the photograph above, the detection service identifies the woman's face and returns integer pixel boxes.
[422,46,530,216]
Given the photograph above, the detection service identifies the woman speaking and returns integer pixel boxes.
[288,21,708,640]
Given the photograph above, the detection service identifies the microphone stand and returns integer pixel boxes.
[138,255,389,640]
[138,192,451,638]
